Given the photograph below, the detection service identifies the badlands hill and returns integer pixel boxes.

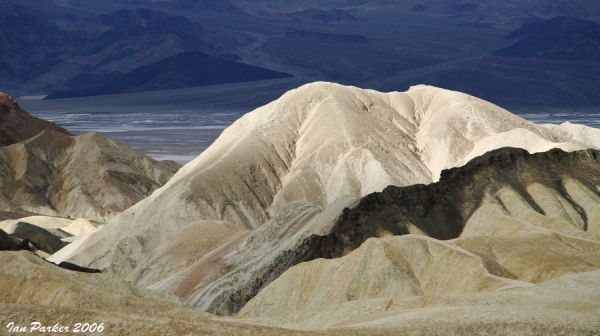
[0,92,70,146]
[238,235,600,334]
[0,251,321,336]
[56,82,600,314]
[0,92,181,221]
[0,130,180,222]
[238,148,600,323]
[303,147,600,254]
[173,147,600,315]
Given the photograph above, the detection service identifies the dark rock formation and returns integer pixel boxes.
[300,148,600,259]
[0,229,27,251]
[56,261,102,273]
[4,222,69,254]
[217,148,600,314]
[284,31,369,44]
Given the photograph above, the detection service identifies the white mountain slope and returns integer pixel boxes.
[56,82,600,288]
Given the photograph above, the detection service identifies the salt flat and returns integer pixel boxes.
[19,79,302,163]
[19,79,599,164]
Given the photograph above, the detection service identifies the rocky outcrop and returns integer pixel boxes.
[2,221,69,254]
[0,230,26,251]
[306,148,600,257]
[0,92,70,147]
[0,83,598,335]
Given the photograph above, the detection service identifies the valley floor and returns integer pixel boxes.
[18,79,302,163]
[18,80,600,164]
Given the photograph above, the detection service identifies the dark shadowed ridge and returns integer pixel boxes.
[285,8,364,23]
[305,148,600,257]
[495,16,600,62]
[284,31,369,43]
[214,147,600,314]
[47,51,292,99]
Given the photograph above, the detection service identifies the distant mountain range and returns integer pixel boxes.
[47,51,291,99]
[0,5,207,91]
[284,8,364,23]
[3,0,600,107]
[410,0,600,24]
[0,3,285,97]
[495,16,600,62]
[284,31,368,43]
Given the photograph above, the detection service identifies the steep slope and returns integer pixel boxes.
[0,130,180,222]
[9,244,600,336]
[455,233,600,283]
[306,148,600,254]
[58,83,600,312]
[0,92,70,146]
[140,200,347,314]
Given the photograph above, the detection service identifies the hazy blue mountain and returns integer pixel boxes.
[148,0,244,13]
[0,6,211,93]
[284,31,368,43]
[495,16,600,62]
[0,3,83,81]
[47,52,292,99]
[410,0,600,24]
[3,0,600,107]
[284,8,364,23]
[6,0,245,15]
